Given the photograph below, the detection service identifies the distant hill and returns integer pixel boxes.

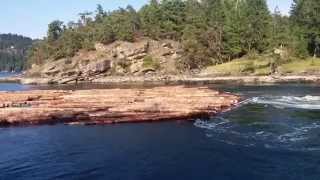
[0,34,33,72]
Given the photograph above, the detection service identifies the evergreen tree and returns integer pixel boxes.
[223,0,247,59]
[203,0,226,26]
[95,4,106,23]
[241,0,272,53]
[159,0,186,39]
[105,6,140,42]
[47,20,64,42]
[291,0,320,57]
[27,0,320,72]
[0,34,33,71]
[270,7,291,48]
[140,0,163,39]
[180,0,205,69]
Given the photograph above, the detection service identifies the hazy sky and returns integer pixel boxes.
[0,0,293,39]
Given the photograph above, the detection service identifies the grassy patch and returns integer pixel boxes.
[278,58,320,74]
[254,67,272,76]
[142,56,160,70]
[202,57,272,76]
[202,56,320,76]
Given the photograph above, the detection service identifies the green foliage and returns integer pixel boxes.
[203,0,226,26]
[47,20,64,42]
[278,58,320,74]
[142,56,160,70]
[181,25,208,69]
[179,0,209,69]
[0,51,24,71]
[0,34,32,49]
[0,34,33,71]
[203,58,258,76]
[223,0,245,58]
[270,7,291,48]
[241,0,272,53]
[292,31,309,58]
[54,30,84,59]
[139,0,163,39]
[27,40,50,67]
[104,6,139,42]
[203,56,274,76]
[95,4,107,23]
[27,0,320,72]
[291,0,320,57]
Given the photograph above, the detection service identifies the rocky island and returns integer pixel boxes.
[0,86,240,127]
[5,38,320,85]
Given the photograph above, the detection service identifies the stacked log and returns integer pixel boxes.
[0,86,240,126]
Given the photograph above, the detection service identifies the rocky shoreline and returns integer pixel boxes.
[0,86,239,127]
[92,75,320,84]
[1,75,320,85]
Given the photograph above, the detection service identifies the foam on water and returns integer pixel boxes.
[195,118,320,151]
[194,95,320,152]
[249,95,320,110]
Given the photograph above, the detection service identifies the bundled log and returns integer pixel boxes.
[0,86,240,126]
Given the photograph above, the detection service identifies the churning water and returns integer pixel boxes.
[1,81,320,180]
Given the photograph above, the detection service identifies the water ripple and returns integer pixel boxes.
[250,95,320,110]
[194,115,320,152]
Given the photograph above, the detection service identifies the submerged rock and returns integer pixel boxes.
[0,86,239,127]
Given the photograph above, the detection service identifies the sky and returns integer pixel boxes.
[0,0,293,39]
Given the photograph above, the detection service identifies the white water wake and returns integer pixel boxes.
[195,118,320,151]
[194,95,320,151]
[248,95,320,110]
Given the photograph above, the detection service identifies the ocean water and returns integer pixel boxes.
[1,78,320,180]
[0,72,28,91]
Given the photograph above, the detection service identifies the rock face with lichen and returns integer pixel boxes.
[0,86,240,127]
[26,38,183,84]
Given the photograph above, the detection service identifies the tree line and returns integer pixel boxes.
[0,34,33,71]
[28,0,320,70]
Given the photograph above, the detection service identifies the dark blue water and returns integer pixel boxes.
[0,83,28,91]
[1,79,320,180]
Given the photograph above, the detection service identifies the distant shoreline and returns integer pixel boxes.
[1,75,320,85]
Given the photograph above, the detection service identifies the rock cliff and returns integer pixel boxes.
[26,38,183,84]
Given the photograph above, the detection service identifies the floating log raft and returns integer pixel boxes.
[0,86,240,127]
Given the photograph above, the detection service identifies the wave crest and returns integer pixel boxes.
[249,95,320,110]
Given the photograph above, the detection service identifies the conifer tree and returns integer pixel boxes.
[291,0,320,57]
[241,0,272,53]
